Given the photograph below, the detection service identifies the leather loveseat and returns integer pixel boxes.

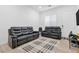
[8,27,39,49]
[41,26,61,39]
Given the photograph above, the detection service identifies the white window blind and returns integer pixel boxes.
[45,15,56,26]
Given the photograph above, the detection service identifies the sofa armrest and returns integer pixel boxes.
[42,31,46,32]
[8,35,17,49]
[33,31,39,33]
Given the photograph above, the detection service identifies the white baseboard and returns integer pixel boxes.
[62,37,69,40]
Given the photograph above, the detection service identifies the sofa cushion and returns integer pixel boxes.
[45,27,61,33]
[12,32,22,36]
[32,33,38,36]
[11,27,22,36]
[21,27,33,35]
[22,32,30,35]
[11,27,21,31]
[17,34,33,41]
[42,31,49,35]
[50,33,59,35]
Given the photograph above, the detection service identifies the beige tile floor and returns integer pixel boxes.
[0,37,79,53]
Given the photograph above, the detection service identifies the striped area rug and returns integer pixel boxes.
[23,38,57,53]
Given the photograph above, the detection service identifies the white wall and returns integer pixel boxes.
[74,6,79,33]
[0,5,39,44]
[1,5,79,44]
[40,5,78,37]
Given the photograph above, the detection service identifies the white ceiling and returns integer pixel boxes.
[29,5,60,12]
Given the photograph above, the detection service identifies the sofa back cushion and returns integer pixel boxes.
[11,27,22,36]
[45,27,61,33]
[10,27,33,35]
[21,27,33,35]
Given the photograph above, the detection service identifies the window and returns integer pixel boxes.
[45,15,56,26]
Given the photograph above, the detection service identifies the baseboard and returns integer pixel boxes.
[62,37,69,40]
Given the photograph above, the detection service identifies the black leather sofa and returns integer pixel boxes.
[41,27,61,39]
[8,27,39,49]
